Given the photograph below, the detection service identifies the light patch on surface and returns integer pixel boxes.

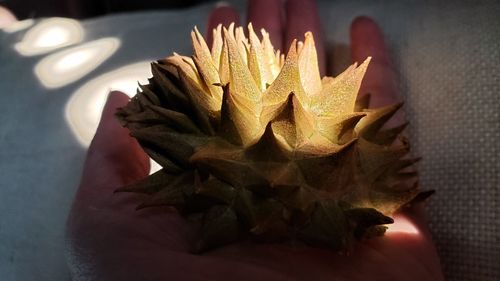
[65,61,161,174]
[34,38,120,88]
[14,18,83,56]
[149,159,162,174]
[2,19,34,33]
[386,215,420,235]
[65,61,151,147]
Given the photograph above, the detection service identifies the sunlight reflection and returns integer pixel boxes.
[34,38,120,88]
[14,18,83,56]
[65,61,162,174]
[386,215,420,235]
[2,19,34,33]
[149,159,162,174]
[65,61,151,147]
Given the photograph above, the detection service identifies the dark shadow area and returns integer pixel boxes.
[3,0,210,19]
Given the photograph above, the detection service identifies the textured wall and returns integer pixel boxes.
[315,1,500,280]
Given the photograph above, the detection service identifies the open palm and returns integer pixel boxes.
[66,1,444,280]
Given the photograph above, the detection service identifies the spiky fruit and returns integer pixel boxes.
[116,23,421,253]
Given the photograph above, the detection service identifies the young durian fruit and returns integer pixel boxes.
[116,23,424,253]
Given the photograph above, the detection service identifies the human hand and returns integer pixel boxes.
[0,5,17,28]
[66,0,444,280]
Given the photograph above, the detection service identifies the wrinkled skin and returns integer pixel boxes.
[66,0,445,280]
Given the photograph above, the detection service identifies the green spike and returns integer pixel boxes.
[116,169,179,194]
[136,172,194,210]
[150,62,190,109]
[356,102,404,139]
[115,25,420,253]
[371,122,409,145]
[297,199,349,250]
[132,127,207,168]
[354,93,371,111]
[195,205,239,253]
[147,105,202,135]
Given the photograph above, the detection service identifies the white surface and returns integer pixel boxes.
[0,1,499,280]
[0,7,210,281]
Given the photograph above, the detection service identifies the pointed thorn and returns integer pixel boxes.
[406,189,435,206]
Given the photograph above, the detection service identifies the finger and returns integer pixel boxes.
[81,91,150,190]
[0,5,17,28]
[351,17,434,247]
[285,0,326,76]
[369,229,445,280]
[350,16,402,115]
[247,0,283,50]
[68,93,187,256]
[206,3,240,46]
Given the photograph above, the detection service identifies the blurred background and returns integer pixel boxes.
[2,0,208,19]
[1,0,499,281]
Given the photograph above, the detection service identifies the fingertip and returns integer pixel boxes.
[350,16,401,110]
[105,90,129,110]
[350,15,389,64]
[285,0,325,75]
[247,0,283,50]
[285,0,322,40]
[351,16,378,33]
[107,90,130,105]
[93,91,131,145]
[97,91,129,130]
[0,5,17,28]
[208,4,239,25]
[206,4,240,44]
[88,91,150,185]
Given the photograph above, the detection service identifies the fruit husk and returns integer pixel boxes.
[115,24,429,253]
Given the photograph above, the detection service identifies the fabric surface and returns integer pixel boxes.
[0,1,498,280]
[319,1,500,280]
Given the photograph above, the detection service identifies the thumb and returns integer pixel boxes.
[78,91,150,203]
